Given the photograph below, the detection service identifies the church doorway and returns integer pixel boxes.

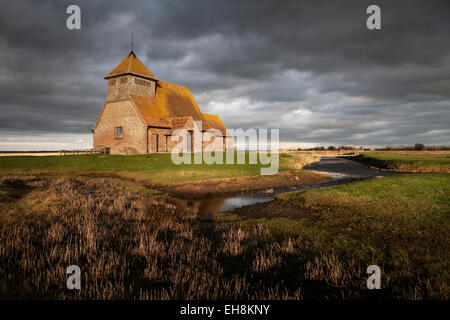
[186,130,192,153]
[155,134,168,152]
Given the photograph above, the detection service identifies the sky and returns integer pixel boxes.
[0,0,449,150]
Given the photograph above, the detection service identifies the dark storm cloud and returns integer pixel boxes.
[0,0,449,149]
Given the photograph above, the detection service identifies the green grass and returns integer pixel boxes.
[275,173,449,250]
[0,152,316,184]
[279,152,320,169]
[216,173,450,298]
[0,153,266,183]
[354,152,450,172]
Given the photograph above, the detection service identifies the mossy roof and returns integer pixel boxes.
[130,81,229,136]
[104,51,157,80]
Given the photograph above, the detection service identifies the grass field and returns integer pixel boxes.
[354,151,450,173]
[1,173,448,299]
[0,152,448,299]
[0,152,318,184]
[216,173,450,299]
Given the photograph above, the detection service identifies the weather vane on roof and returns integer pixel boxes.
[131,29,135,52]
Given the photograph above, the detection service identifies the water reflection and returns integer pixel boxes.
[157,175,363,215]
[160,192,274,215]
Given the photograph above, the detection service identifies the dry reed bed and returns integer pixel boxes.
[0,176,409,299]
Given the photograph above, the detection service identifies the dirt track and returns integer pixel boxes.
[146,172,327,199]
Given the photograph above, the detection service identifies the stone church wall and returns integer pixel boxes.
[106,75,155,102]
[93,100,147,154]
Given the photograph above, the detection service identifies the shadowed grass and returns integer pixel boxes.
[0,175,326,299]
[1,173,448,299]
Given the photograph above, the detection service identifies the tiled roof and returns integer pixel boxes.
[130,94,171,128]
[130,81,230,135]
[156,81,209,127]
[171,116,193,129]
[202,113,230,136]
[104,51,157,80]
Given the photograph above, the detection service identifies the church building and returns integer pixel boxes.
[92,51,231,154]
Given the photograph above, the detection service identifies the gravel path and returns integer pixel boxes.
[275,156,396,192]
[303,156,393,179]
[241,157,396,198]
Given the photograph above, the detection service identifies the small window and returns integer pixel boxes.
[115,127,123,139]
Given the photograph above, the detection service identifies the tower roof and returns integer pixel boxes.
[104,51,157,80]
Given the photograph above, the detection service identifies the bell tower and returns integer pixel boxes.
[104,51,158,101]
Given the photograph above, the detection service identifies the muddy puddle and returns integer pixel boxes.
[155,175,363,215]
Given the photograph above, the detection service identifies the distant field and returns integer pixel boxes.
[218,173,450,299]
[0,152,318,184]
[354,151,450,173]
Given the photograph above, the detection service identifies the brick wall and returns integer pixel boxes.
[93,100,147,154]
[106,75,155,101]
[94,98,234,155]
